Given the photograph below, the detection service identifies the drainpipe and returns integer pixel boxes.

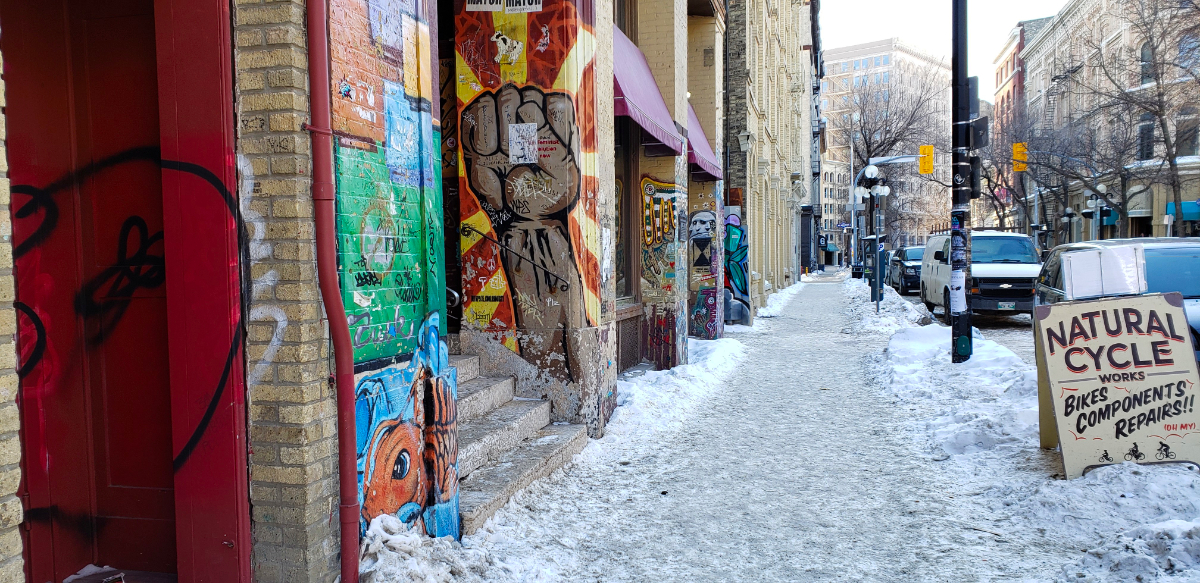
[304,0,360,581]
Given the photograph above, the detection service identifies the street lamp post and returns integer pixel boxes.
[1085,184,1108,242]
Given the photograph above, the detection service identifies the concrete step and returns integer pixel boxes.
[450,354,479,383]
[457,376,515,423]
[459,423,588,535]
[458,400,550,479]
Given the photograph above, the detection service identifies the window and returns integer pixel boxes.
[882,55,890,65]
[882,72,889,84]
[1181,34,1200,70]
[874,73,881,85]
[821,98,828,110]
[841,62,849,72]
[821,81,828,91]
[1140,42,1155,85]
[854,60,860,70]
[1179,107,1199,157]
[613,117,639,299]
[1138,113,1156,160]
[875,56,882,67]
[615,0,638,38]
[882,90,889,102]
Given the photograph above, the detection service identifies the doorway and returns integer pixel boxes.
[0,0,250,581]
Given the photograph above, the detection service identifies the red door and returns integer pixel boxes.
[3,0,251,581]
[2,0,177,578]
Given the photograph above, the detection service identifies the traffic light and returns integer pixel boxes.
[1013,142,1028,172]
[918,145,934,175]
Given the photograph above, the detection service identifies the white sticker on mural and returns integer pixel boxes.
[508,123,538,165]
[466,0,503,11]
[505,0,542,13]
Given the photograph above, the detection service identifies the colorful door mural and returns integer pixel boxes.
[329,0,459,538]
[688,185,724,339]
[639,176,688,368]
[453,1,600,384]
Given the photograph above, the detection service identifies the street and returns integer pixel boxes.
[898,290,1036,364]
[362,276,1200,582]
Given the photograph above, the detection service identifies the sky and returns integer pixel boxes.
[819,0,1071,99]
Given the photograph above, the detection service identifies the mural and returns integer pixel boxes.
[331,0,446,365]
[688,186,723,339]
[455,1,600,383]
[639,177,682,302]
[330,0,458,538]
[639,176,686,368]
[724,211,751,323]
[355,313,459,538]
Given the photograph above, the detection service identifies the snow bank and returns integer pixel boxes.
[359,336,748,581]
[360,515,491,583]
[842,277,931,334]
[853,281,1200,581]
[1065,517,1200,582]
[756,283,804,318]
[592,337,746,446]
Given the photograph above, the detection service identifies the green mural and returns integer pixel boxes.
[336,138,445,365]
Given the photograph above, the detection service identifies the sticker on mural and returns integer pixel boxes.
[467,0,543,13]
[356,313,459,538]
[508,122,539,164]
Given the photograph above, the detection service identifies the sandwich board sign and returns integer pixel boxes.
[1034,292,1200,478]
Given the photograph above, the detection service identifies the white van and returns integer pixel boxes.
[920,231,1042,322]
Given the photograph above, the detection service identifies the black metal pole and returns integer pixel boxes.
[951,0,973,362]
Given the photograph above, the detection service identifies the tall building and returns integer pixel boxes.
[820,39,951,251]
[978,17,1052,231]
[724,0,823,325]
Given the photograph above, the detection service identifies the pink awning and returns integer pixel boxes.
[687,104,722,181]
[613,25,685,155]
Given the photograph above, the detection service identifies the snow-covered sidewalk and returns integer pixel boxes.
[360,334,748,582]
[855,278,1200,582]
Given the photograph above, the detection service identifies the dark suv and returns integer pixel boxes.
[887,246,923,294]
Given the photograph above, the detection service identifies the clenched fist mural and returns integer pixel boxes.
[461,85,585,381]
[455,3,600,385]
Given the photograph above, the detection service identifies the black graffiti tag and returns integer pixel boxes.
[74,216,166,347]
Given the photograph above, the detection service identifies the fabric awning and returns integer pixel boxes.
[825,243,840,252]
[1166,201,1200,221]
[613,25,685,156]
[687,103,722,181]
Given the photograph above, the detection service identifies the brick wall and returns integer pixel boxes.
[0,42,25,583]
[724,2,749,195]
[234,2,339,582]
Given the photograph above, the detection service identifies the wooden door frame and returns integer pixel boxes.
[154,0,251,581]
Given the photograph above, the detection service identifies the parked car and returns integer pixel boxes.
[920,231,1042,323]
[1034,238,1200,363]
[887,246,924,294]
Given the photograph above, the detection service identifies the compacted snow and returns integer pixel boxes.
[360,278,1200,582]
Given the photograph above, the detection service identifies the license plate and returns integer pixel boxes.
[998,301,1016,310]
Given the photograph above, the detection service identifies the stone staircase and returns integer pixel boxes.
[450,354,588,535]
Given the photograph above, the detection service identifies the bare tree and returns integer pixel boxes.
[1074,0,1200,233]
[828,56,951,244]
